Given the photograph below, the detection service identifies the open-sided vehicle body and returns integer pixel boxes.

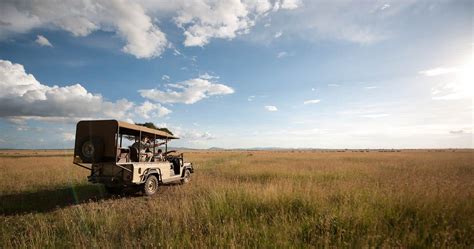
[73,120,193,195]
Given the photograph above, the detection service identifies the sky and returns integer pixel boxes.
[0,0,472,149]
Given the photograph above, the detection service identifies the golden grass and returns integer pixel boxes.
[0,150,473,248]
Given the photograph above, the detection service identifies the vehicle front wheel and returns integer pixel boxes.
[143,175,159,196]
[181,169,191,184]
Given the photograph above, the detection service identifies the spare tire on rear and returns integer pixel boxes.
[78,137,104,163]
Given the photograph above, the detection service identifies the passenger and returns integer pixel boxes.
[155,149,164,161]
[132,136,164,162]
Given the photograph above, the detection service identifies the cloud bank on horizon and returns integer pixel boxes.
[0,59,235,123]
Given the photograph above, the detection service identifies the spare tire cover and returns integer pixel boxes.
[78,137,104,163]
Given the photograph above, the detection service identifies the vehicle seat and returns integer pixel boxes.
[117,148,130,163]
[129,147,139,162]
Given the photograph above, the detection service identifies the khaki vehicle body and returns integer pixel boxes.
[73,120,193,195]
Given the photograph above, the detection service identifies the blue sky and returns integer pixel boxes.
[0,0,472,149]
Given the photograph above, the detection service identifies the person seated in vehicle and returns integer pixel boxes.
[155,149,164,161]
[132,136,165,162]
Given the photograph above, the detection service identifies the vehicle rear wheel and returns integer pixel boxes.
[143,175,159,196]
[181,169,191,184]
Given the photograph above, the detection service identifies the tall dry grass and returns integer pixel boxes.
[0,150,473,248]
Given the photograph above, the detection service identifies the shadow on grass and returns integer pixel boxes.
[0,184,138,216]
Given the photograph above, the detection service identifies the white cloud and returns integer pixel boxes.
[303,99,320,105]
[364,86,378,90]
[0,59,171,123]
[135,101,171,118]
[431,82,471,100]
[380,3,391,10]
[248,95,255,101]
[174,0,278,47]
[164,125,215,141]
[248,1,427,46]
[173,49,182,56]
[421,61,473,100]
[35,35,52,47]
[199,73,219,80]
[279,0,302,10]
[139,75,234,104]
[161,75,170,81]
[274,31,282,38]
[62,132,75,141]
[264,105,278,111]
[0,0,168,59]
[180,130,215,140]
[328,83,339,87]
[419,67,459,77]
[1,0,296,58]
[277,51,288,58]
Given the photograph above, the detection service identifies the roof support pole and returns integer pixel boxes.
[115,127,120,162]
[153,134,156,157]
[139,130,142,160]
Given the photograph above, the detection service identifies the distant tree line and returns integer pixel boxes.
[135,122,173,135]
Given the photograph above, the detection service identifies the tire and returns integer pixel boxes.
[78,137,104,163]
[143,175,159,196]
[181,169,191,184]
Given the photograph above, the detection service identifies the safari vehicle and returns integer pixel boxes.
[73,120,194,196]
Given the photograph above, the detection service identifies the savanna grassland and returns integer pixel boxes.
[0,150,473,248]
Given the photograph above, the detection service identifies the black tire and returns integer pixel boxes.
[143,175,159,196]
[78,137,104,163]
[181,169,191,184]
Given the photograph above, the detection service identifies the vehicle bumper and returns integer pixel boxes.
[88,175,123,184]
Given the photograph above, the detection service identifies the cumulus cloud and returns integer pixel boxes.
[0,59,170,122]
[265,105,278,111]
[139,76,234,104]
[1,0,168,59]
[35,35,52,47]
[303,99,320,105]
[135,101,171,118]
[0,0,301,57]
[173,0,286,46]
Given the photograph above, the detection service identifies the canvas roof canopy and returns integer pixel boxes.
[76,120,178,140]
[116,120,178,139]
